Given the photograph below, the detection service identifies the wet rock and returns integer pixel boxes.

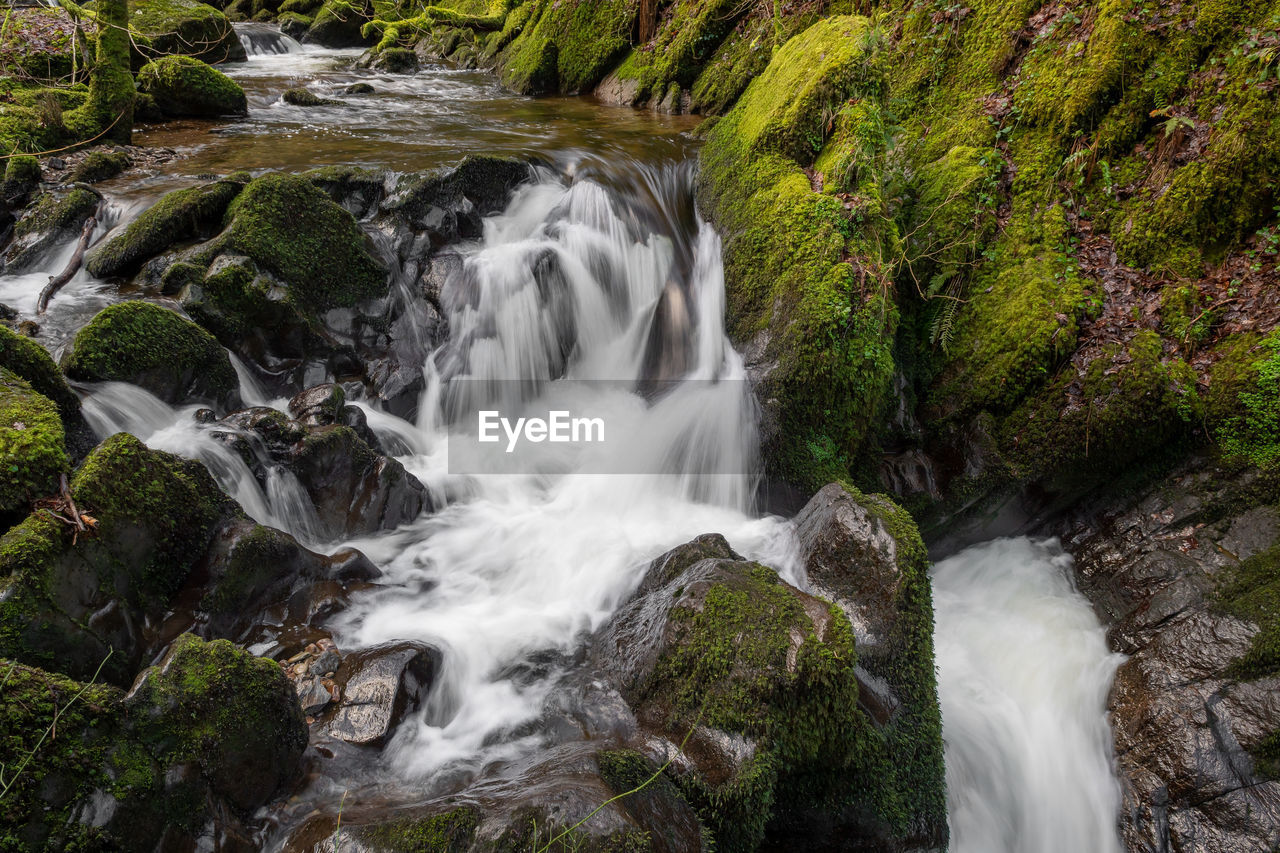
[136,55,249,117]
[86,173,247,278]
[0,433,238,684]
[62,300,241,410]
[343,82,376,95]
[372,47,417,73]
[587,530,946,851]
[193,518,381,641]
[283,86,339,106]
[131,0,247,63]
[279,11,312,39]
[1048,459,1280,853]
[1,185,100,273]
[315,641,439,746]
[289,382,346,425]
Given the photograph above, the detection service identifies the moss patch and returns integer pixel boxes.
[62,301,238,407]
[0,370,68,516]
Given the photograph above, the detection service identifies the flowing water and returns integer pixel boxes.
[6,25,1128,847]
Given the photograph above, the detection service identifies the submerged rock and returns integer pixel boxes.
[62,301,240,410]
[282,86,338,106]
[136,55,249,117]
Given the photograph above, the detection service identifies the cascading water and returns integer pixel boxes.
[932,537,1126,853]
[7,28,1133,843]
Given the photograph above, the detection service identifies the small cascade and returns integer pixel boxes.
[932,537,1125,853]
[236,22,306,57]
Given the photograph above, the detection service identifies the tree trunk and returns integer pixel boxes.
[637,0,658,43]
[83,0,133,143]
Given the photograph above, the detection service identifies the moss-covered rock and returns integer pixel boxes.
[278,10,314,38]
[131,0,248,63]
[0,325,96,459]
[61,300,239,409]
[0,370,68,517]
[696,16,897,491]
[1,154,41,206]
[2,185,101,272]
[282,86,338,106]
[85,173,247,278]
[499,0,636,94]
[136,55,249,117]
[125,633,307,810]
[65,148,131,184]
[0,433,237,683]
[221,172,386,311]
[303,0,376,47]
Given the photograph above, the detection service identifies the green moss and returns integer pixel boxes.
[1207,331,1280,469]
[279,0,322,14]
[354,806,480,852]
[14,186,100,240]
[1251,728,1280,780]
[499,0,635,94]
[62,0,133,145]
[131,0,246,64]
[0,660,125,846]
[2,155,40,201]
[1216,545,1280,681]
[62,301,238,407]
[0,324,83,428]
[687,17,774,116]
[0,370,68,516]
[86,174,246,278]
[136,55,248,117]
[305,0,376,47]
[223,172,386,312]
[66,149,131,184]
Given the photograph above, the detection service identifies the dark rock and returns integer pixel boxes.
[282,86,338,106]
[372,46,417,73]
[303,0,375,47]
[315,641,439,745]
[288,382,345,425]
[2,154,41,207]
[343,82,376,95]
[1047,459,1280,853]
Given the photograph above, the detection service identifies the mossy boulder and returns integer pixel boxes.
[303,0,376,47]
[65,149,132,184]
[1,154,41,206]
[282,86,337,106]
[497,0,636,95]
[220,172,386,312]
[136,55,249,117]
[0,370,68,518]
[62,301,239,409]
[85,173,247,278]
[2,186,101,273]
[131,0,248,64]
[0,637,307,850]
[0,433,238,683]
[278,10,314,38]
[591,529,940,851]
[125,633,307,810]
[0,325,96,459]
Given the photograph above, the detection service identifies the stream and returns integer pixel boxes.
[5,26,1128,850]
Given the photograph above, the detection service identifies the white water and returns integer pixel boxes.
[932,537,1125,853]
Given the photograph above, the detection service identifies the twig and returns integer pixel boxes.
[37,212,97,314]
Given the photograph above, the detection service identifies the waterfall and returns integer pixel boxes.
[932,537,1125,853]
[236,22,306,57]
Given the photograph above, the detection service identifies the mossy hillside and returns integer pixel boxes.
[222,172,387,312]
[1205,331,1280,471]
[0,370,69,518]
[61,301,239,408]
[130,0,247,64]
[136,55,248,117]
[697,16,901,491]
[0,434,238,682]
[498,0,636,94]
[0,79,90,155]
[85,174,247,278]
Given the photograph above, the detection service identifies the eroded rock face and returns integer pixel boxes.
[1049,461,1280,853]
